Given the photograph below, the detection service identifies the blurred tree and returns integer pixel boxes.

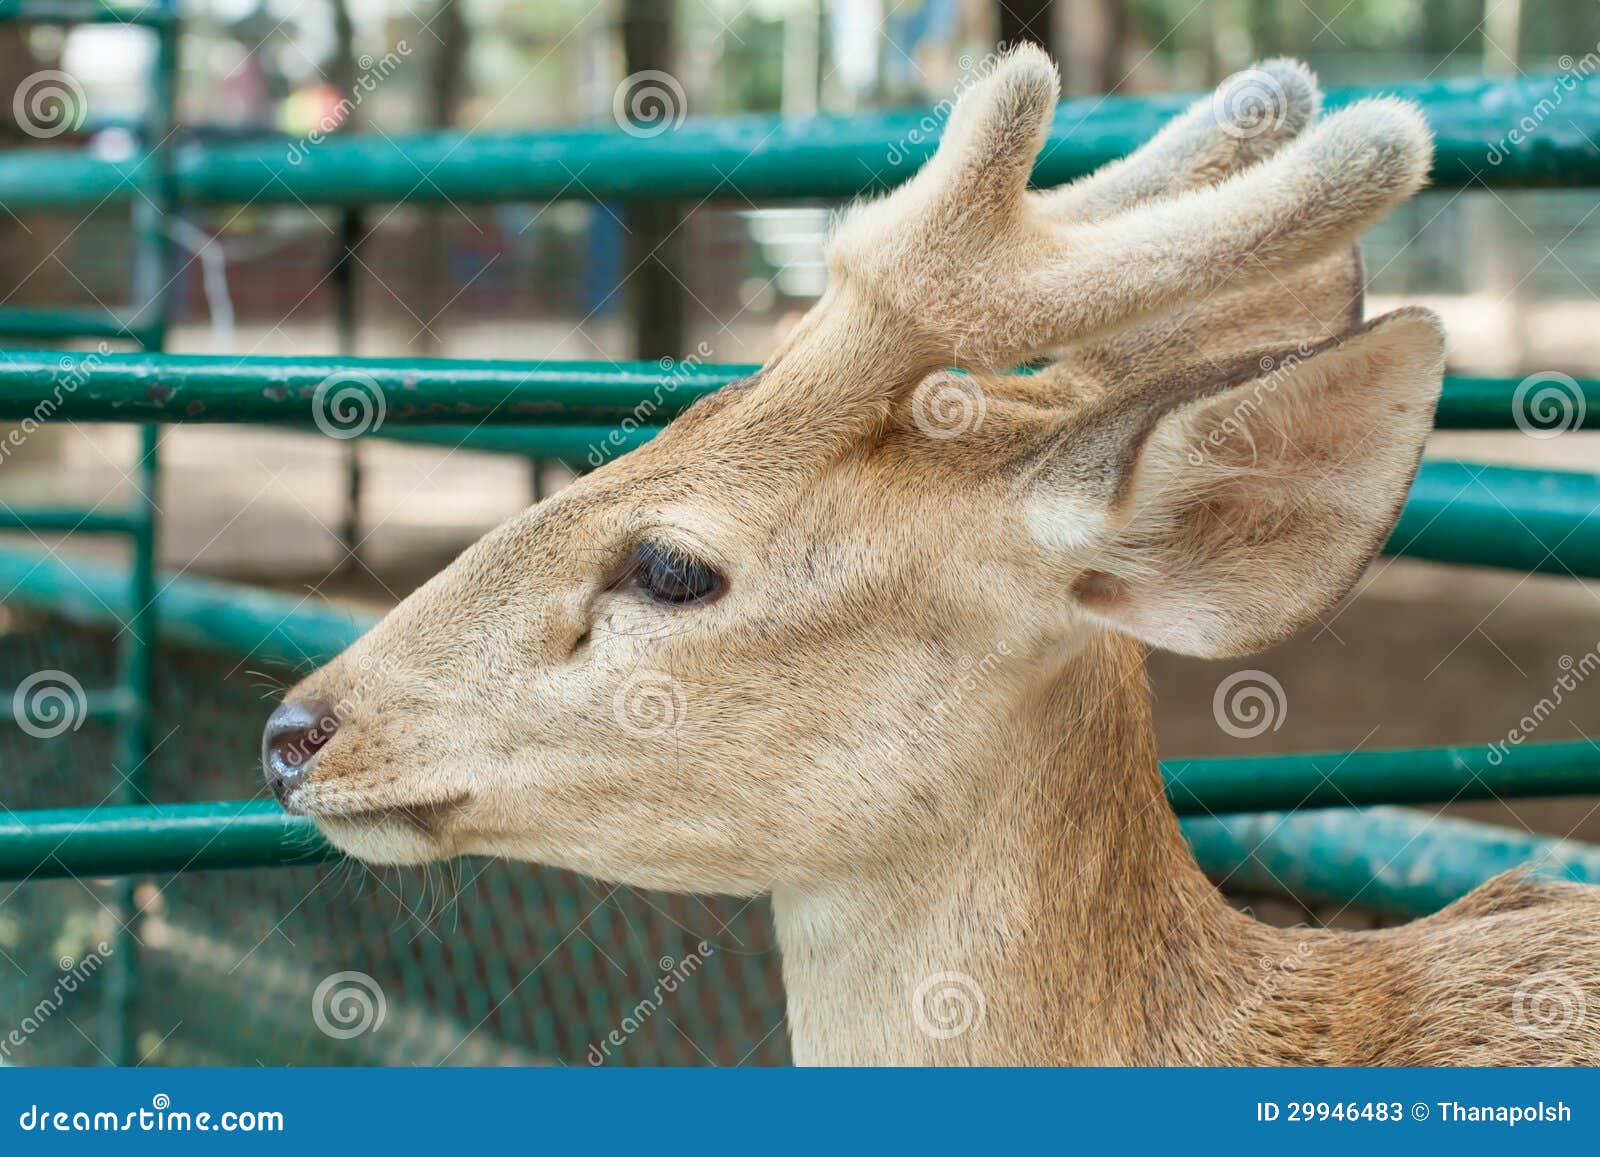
[621,0,686,359]
[415,0,469,357]
[999,0,1056,53]
[1055,0,1131,95]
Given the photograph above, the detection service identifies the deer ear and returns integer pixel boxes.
[1038,307,1445,658]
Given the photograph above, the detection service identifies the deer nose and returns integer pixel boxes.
[262,697,338,803]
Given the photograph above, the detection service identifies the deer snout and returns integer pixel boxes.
[262,697,339,806]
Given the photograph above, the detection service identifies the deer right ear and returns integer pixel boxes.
[1030,307,1446,659]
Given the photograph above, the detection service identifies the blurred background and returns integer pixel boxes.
[0,0,1596,1066]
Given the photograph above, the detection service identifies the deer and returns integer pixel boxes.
[261,47,1600,1065]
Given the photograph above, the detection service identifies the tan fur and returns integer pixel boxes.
[269,50,1600,1065]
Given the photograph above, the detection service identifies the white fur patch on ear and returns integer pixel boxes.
[1026,494,1108,554]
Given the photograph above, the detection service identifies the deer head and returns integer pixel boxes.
[263,48,1442,905]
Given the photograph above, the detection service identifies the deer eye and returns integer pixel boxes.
[628,541,723,607]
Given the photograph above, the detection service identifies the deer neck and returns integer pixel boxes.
[772,633,1269,1065]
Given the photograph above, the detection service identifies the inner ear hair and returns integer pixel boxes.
[1036,306,1445,659]
[1024,329,1348,515]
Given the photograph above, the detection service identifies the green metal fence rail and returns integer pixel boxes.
[5,801,1598,922]
[0,74,1596,211]
[0,351,1595,429]
[0,60,1597,1064]
[0,0,176,1066]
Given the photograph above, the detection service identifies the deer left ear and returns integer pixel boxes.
[1035,307,1445,659]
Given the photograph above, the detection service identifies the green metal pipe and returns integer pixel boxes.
[1165,738,1600,816]
[0,801,337,880]
[0,75,1593,211]
[1185,808,1600,918]
[5,464,1591,584]
[372,423,656,463]
[1390,461,1600,578]
[0,350,742,425]
[0,0,178,25]
[0,545,371,668]
[0,307,149,343]
[0,351,1584,432]
[0,506,146,533]
[1437,374,1600,430]
[1,800,1593,921]
[107,3,181,1068]
[0,686,132,725]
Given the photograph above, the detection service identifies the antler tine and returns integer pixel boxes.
[1023,97,1429,353]
[1036,58,1320,224]
[826,44,1432,373]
